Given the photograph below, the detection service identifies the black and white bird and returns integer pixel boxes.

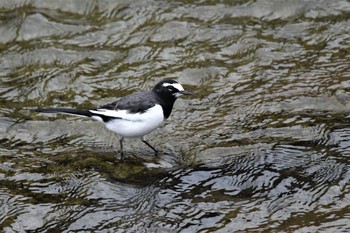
[37,80,192,159]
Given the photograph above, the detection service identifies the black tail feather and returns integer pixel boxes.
[36,108,92,118]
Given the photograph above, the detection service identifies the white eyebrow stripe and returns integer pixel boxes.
[162,83,185,91]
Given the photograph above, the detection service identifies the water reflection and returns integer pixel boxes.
[1,0,350,232]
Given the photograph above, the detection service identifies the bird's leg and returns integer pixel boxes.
[119,137,124,160]
[141,137,158,156]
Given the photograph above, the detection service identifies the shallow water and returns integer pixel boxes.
[1,0,350,232]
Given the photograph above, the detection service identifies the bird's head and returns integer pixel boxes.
[153,80,192,99]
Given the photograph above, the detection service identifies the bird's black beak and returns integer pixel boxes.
[180,90,193,95]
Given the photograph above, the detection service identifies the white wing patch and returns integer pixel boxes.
[89,104,165,138]
[90,109,134,121]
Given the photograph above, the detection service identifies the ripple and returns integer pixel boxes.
[17,13,91,41]
[1,0,350,232]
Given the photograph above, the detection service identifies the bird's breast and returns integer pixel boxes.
[103,104,165,138]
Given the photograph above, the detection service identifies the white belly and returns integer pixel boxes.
[103,104,165,138]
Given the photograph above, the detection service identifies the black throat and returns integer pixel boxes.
[155,92,177,119]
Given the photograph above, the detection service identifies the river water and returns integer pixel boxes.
[1,0,350,232]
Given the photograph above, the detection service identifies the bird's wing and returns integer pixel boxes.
[89,91,158,122]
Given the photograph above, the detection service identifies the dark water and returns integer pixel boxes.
[1,0,350,232]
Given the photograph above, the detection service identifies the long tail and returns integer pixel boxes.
[36,108,92,118]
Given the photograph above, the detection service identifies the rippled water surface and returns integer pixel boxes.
[1,0,350,232]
